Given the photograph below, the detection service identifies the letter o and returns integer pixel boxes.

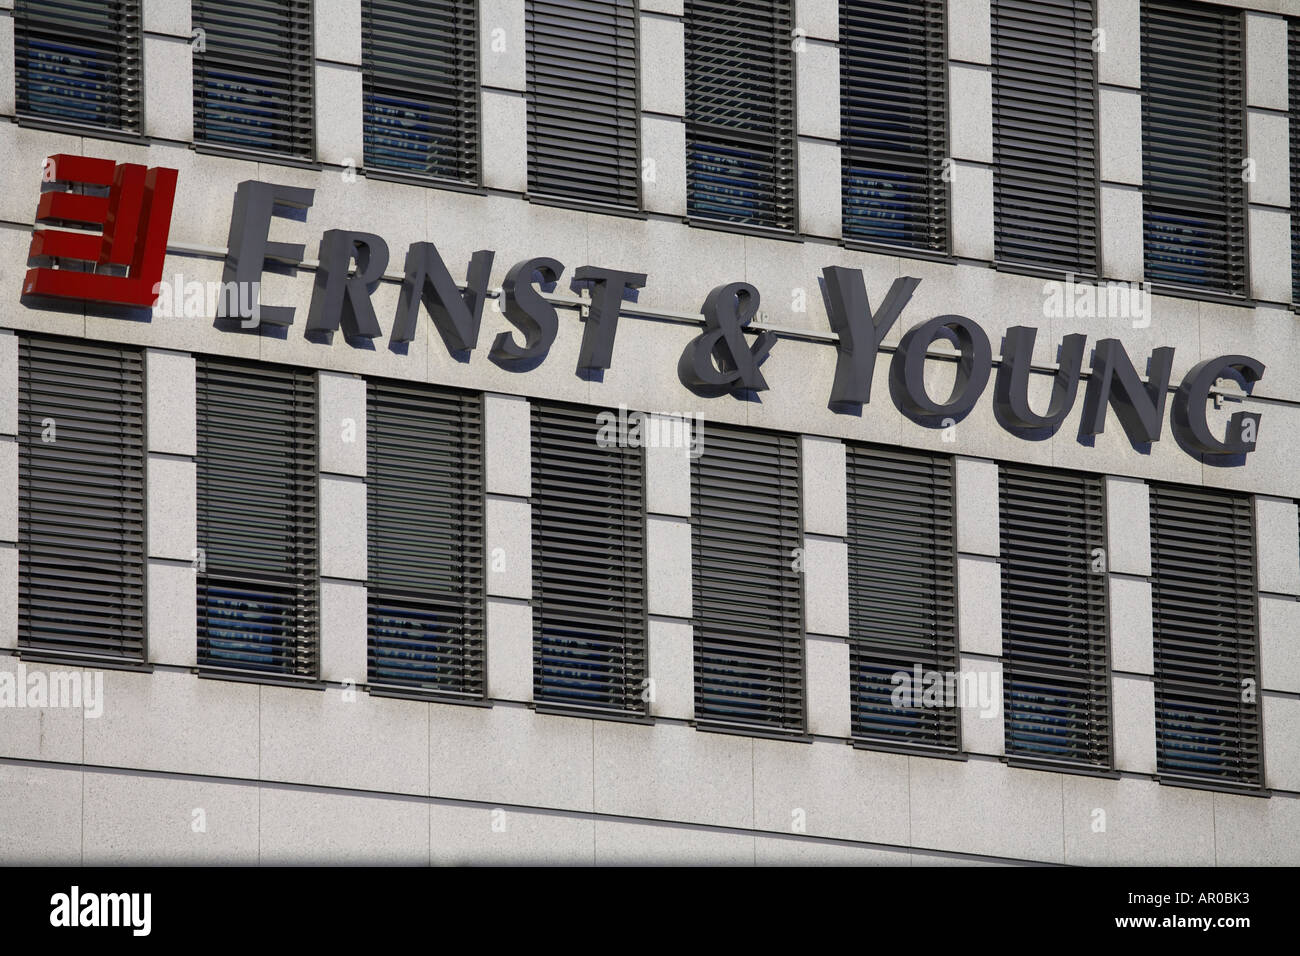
[889,314,992,422]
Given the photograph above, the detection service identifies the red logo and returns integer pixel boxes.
[23,154,178,308]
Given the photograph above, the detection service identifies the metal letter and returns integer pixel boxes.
[490,257,564,367]
[888,314,992,422]
[305,230,389,339]
[993,326,1086,434]
[220,180,315,327]
[1171,355,1265,457]
[392,243,494,351]
[1079,339,1174,445]
[574,266,648,372]
[822,268,920,406]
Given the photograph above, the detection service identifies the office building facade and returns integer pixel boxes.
[0,0,1298,864]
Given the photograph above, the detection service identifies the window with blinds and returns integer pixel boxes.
[192,0,314,158]
[532,402,646,715]
[692,423,803,733]
[367,380,484,698]
[362,0,478,183]
[999,465,1111,770]
[17,337,145,663]
[992,0,1097,275]
[846,444,958,753]
[14,0,141,133]
[1291,19,1299,308]
[526,0,640,208]
[841,0,947,252]
[1150,484,1261,789]
[1141,0,1246,296]
[196,359,317,678]
[685,0,796,230]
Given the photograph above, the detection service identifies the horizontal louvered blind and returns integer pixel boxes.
[1141,0,1246,295]
[18,336,145,662]
[196,359,317,677]
[692,424,803,733]
[14,0,141,132]
[685,0,796,230]
[527,0,640,208]
[841,0,947,252]
[992,0,1098,275]
[846,444,957,752]
[532,402,646,714]
[192,0,314,158]
[1291,20,1299,307]
[367,380,484,698]
[1000,466,1111,768]
[1150,484,1261,788]
[363,0,478,183]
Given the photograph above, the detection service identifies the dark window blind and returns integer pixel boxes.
[14,0,141,132]
[841,0,947,252]
[846,444,958,752]
[692,423,803,733]
[1151,484,1261,789]
[526,0,640,208]
[1141,0,1246,295]
[532,402,646,714]
[362,0,478,183]
[1291,19,1299,307]
[1000,465,1111,769]
[367,380,484,698]
[18,336,145,662]
[992,0,1098,275]
[685,0,796,230]
[192,0,315,158]
[196,359,317,677]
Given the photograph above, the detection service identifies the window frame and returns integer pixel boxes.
[191,0,318,164]
[361,0,482,188]
[840,0,950,257]
[365,377,486,703]
[530,399,649,720]
[13,0,144,140]
[195,357,319,684]
[16,334,148,668]
[683,0,799,235]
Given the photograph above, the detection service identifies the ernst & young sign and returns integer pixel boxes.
[21,156,1265,465]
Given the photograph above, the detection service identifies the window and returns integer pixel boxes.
[14,0,141,133]
[196,359,317,677]
[685,0,796,230]
[692,423,803,733]
[17,336,145,663]
[1000,465,1111,770]
[992,0,1097,275]
[362,0,478,183]
[1291,19,1299,308]
[525,0,639,208]
[532,402,646,715]
[1150,484,1261,789]
[192,0,315,158]
[1141,0,1246,295]
[367,380,484,698]
[847,444,958,752]
[840,0,946,252]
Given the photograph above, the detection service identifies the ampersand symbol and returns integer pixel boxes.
[678,282,776,394]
